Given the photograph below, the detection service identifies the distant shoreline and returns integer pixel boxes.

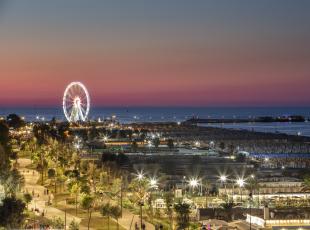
[185,115,308,124]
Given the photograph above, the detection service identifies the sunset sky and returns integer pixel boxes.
[0,0,310,107]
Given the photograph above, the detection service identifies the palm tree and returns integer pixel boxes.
[220,201,235,221]
[164,191,174,229]
[174,202,190,229]
[302,175,310,192]
[246,177,260,207]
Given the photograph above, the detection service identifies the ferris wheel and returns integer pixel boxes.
[63,82,90,122]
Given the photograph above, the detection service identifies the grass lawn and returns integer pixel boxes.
[80,216,126,230]
[56,203,126,230]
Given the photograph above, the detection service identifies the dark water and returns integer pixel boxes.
[250,153,310,158]
[1,106,310,136]
[201,122,310,137]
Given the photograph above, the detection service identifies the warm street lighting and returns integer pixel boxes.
[236,178,245,187]
[188,177,201,195]
[236,178,245,202]
[250,174,255,179]
[219,175,228,198]
[189,178,199,188]
[194,141,200,147]
[149,177,158,188]
[136,171,145,181]
[220,175,227,183]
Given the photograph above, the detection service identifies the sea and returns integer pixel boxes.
[1,106,310,137]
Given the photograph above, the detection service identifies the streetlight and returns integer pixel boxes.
[149,177,158,189]
[138,200,144,229]
[189,178,201,195]
[219,175,228,198]
[220,175,227,182]
[189,178,198,188]
[135,171,146,229]
[236,178,245,202]
[209,141,215,148]
[249,192,253,230]
[136,171,145,181]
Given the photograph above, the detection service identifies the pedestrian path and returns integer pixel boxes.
[18,158,155,229]
[18,158,83,229]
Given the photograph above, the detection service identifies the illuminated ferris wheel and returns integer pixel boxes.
[63,82,90,122]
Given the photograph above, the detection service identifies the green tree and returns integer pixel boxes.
[23,193,32,208]
[220,201,235,221]
[0,122,11,172]
[69,220,79,230]
[0,121,10,147]
[131,141,138,152]
[87,162,98,193]
[174,202,190,229]
[0,197,26,229]
[50,217,64,229]
[164,191,174,229]
[6,114,25,129]
[302,174,310,192]
[236,153,246,163]
[71,152,81,170]
[36,151,48,185]
[110,205,122,230]
[153,138,160,149]
[33,123,50,145]
[219,142,225,150]
[100,203,114,230]
[3,168,24,196]
[70,182,81,216]
[80,194,94,230]
[48,168,57,193]
[167,139,174,150]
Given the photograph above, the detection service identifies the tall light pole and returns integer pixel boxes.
[182,176,186,196]
[149,178,158,189]
[135,171,145,229]
[236,178,245,202]
[249,192,253,230]
[189,178,199,195]
[138,200,144,229]
[219,175,227,199]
